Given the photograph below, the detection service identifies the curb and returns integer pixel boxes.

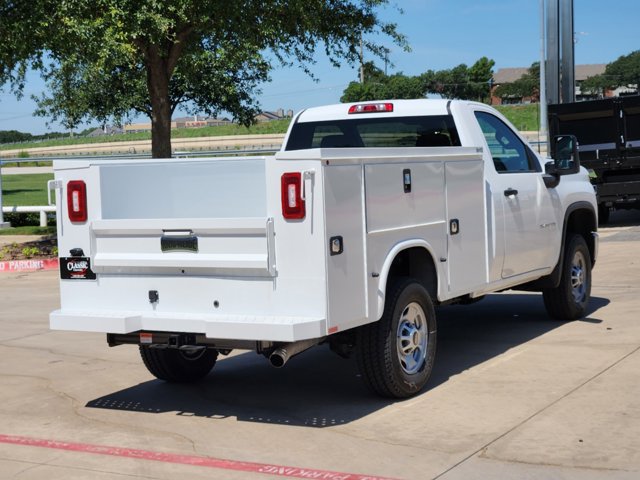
[0,258,59,273]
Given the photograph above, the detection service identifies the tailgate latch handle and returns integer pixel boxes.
[47,180,63,206]
[300,170,315,201]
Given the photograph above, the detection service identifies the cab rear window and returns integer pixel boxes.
[285,115,461,150]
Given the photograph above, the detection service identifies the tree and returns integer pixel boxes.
[0,130,33,144]
[1,1,405,158]
[493,62,539,102]
[341,56,495,103]
[582,50,640,96]
[341,63,425,102]
[468,57,495,102]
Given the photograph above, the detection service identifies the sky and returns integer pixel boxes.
[0,0,638,135]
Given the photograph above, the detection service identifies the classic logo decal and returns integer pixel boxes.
[60,256,97,280]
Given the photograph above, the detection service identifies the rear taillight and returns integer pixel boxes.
[281,172,305,220]
[67,180,87,222]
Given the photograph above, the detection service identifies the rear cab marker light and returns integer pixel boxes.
[348,103,394,114]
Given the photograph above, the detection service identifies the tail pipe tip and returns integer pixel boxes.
[268,338,324,368]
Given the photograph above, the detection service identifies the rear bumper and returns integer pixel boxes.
[50,310,326,343]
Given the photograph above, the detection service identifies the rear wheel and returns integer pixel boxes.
[357,278,437,398]
[543,234,592,320]
[139,346,218,382]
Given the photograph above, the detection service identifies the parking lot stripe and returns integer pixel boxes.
[0,434,398,480]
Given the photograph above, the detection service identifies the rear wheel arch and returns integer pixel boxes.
[377,243,439,319]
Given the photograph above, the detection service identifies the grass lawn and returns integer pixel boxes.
[495,104,540,131]
[0,118,292,152]
[0,226,56,235]
[1,173,54,206]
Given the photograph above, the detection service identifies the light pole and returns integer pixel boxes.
[539,0,548,147]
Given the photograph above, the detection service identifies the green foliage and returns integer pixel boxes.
[341,56,495,103]
[21,246,41,258]
[0,130,33,144]
[494,62,540,101]
[582,50,640,94]
[1,173,54,206]
[0,226,56,236]
[580,75,610,96]
[16,150,29,158]
[1,1,406,158]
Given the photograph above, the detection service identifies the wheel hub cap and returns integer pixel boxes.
[397,302,428,375]
[571,251,587,303]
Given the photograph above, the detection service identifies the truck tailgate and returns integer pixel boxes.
[88,158,274,277]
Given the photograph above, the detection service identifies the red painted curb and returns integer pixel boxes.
[0,434,398,480]
[0,258,58,273]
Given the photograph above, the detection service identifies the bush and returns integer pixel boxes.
[3,212,42,227]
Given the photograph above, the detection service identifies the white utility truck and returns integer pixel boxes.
[50,99,598,398]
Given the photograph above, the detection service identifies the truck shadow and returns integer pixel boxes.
[86,293,609,428]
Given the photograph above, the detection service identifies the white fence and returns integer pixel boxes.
[2,206,55,227]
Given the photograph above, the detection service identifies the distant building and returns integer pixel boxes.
[124,115,232,134]
[490,64,618,105]
[254,108,294,122]
[87,125,124,137]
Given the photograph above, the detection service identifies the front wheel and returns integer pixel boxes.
[543,234,592,320]
[357,278,437,398]
[139,346,218,382]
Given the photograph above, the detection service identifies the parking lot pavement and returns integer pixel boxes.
[1,215,639,480]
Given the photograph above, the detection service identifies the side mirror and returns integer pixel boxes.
[550,135,580,175]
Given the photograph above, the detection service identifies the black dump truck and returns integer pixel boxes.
[548,95,640,223]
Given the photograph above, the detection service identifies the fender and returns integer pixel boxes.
[520,200,597,290]
[374,239,439,320]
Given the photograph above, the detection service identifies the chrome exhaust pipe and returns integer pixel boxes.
[269,338,323,368]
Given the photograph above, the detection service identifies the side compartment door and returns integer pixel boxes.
[474,111,557,278]
[324,165,368,332]
[445,158,488,295]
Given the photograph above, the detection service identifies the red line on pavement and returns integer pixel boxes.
[0,434,398,480]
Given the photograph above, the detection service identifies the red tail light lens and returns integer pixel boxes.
[67,180,87,222]
[281,172,305,220]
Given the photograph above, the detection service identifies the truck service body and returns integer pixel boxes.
[50,99,598,397]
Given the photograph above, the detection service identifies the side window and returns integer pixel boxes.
[474,111,539,173]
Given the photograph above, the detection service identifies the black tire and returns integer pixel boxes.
[543,234,592,320]
[356,278,437,398]
[598,204,610,225]
[139,346,218,382]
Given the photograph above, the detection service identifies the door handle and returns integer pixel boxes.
[504,188,518,197]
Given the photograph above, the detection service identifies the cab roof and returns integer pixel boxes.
[295,99,454,123]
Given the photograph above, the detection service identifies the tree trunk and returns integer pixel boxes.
[150,99,172,158]
[147,55,173,158]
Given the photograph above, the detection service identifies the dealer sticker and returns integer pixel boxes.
[60,256,97,280]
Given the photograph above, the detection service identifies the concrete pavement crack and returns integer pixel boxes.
[431,344,640,480]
